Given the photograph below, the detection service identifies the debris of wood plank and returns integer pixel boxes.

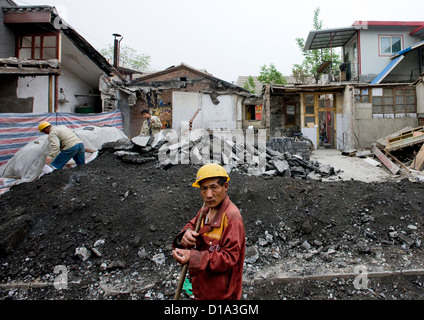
[371,146,400,175]
[341,149,357,157]
[377,127,414,148]
[386,126,424,152]
[413,144,424,171]
[383,149,411,173]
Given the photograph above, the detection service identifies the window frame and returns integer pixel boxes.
[244,104,262,121]
[17,32,60,60]
[378,35,403,57]
[371,86,416,118]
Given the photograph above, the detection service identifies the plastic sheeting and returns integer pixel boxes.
[0,110,123,166]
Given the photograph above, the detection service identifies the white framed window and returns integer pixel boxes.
[379,35,403,56]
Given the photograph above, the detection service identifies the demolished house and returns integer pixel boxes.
[249,20,424,176]
[117,63,260,139]
[0,1,124,114]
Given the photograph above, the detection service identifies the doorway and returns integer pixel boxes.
[318,94,336,149]
[303,93,337,149]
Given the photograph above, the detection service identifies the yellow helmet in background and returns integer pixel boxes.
[38,121,52,133]
[192,163,230,188]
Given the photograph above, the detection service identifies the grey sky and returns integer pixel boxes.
[14,0,424,82]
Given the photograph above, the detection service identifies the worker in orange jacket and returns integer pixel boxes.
[172,164,245,300]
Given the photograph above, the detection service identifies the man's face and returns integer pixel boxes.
[200,178,228,209]
[142,113,150,120]
[41,126,51,134]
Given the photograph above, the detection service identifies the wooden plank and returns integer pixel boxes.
[0,68,60,75]
[3,12,51,24]
[372,146,400,175]
[384,149,411,173]
[413,144,424,171]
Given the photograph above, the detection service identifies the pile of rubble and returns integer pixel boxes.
[104,132,338,181]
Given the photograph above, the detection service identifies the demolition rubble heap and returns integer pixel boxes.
[1,135,424,300]
[114,134,337,181]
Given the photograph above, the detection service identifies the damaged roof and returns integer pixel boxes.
[130,63,251,94]
[2,5,119,78]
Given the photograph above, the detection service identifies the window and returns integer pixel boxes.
[18,34,59,60]
[353,41,357,60]
[372,87,416,117]
[304,94,316,128]
[379,35,402,56]
[285,105,296,126]
[355,88,370,103]
[245,105,262,121]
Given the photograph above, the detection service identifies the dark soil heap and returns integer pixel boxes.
[1,147,424,300]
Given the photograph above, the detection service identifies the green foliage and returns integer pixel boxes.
[99,44,151,72]
[243,75,256,94]
[258,64,287,85]
[292,7,341,82]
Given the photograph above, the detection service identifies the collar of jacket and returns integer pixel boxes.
[202,195,230,229]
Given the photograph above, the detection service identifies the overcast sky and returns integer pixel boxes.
[14,0,424,82]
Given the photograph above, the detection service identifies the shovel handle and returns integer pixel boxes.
[174,203,206,300]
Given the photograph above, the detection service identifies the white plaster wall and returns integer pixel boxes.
[172,92,241,136]
[172,92,202,136]
[58,69,98,113]
[199,95,238,131]
[17,71,100,113]
[360,29,419,77]
[17,76,50,113]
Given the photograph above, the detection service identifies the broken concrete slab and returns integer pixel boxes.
[363,158,381,167]
[132,136,151,148]
[272,159,291,177]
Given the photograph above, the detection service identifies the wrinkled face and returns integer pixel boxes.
[200,178,228,209]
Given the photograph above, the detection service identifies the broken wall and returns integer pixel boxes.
[172,92,242,136]
[0,75,34,113]
[354,104,418,148]
[269,94,301,137]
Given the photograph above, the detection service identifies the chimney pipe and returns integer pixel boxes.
[113,33,123,70]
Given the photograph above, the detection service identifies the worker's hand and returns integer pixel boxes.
[181,229,199,248]
[172,248,191,266]
[45,157,53,165]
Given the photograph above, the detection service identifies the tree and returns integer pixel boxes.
[292,7,341,83]
[99,44,151,72]
[258,64,287,85]
[243,76,256,94]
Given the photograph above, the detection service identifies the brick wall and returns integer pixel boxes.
[267,137,311,161]
[0,0,16,58]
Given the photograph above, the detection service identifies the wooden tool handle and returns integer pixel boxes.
[174,203,206,300]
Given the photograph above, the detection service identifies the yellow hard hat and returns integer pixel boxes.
[38,121,52,133]
[192,163,230,188]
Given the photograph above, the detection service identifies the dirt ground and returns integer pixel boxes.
[1,147,424,301]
